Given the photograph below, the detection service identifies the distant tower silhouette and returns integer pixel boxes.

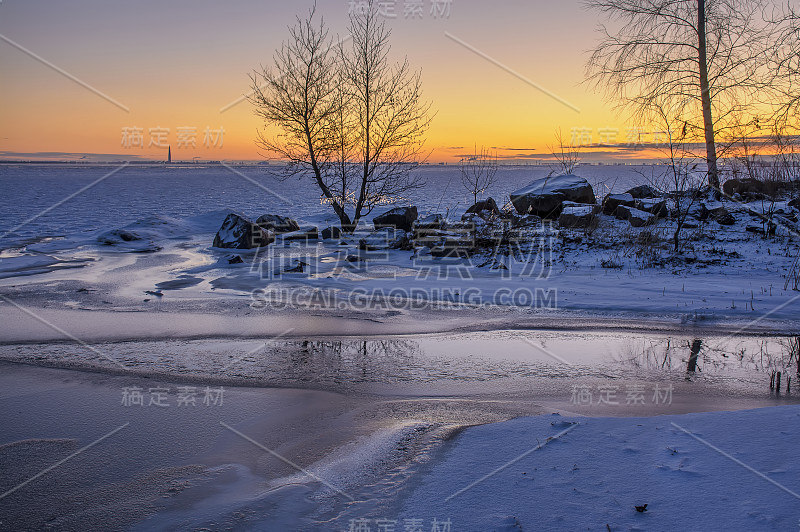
[167,145,172,164]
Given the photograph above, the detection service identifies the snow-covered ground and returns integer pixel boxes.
[391,406,800,531]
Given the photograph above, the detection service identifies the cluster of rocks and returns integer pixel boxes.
[212,213,337,250]
[212,173,800,252]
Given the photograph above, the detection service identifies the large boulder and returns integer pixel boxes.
[604,192,666,218]
[213,213,273,249]
[413,214,445,247]
[625,185,660,199]
[687,203,709,221]
[255,214,300,234]
[279,226,319,242]
[558,203,597,228]
[359,228,411,250]
[636,198,668,218]
[602,193,636,215]
[510,174,595,218]
[722,178,764,197]
[709,206,736,225]
[414,214,444,230]
[614,205,656,227]
[321,226,342,240]
[373,206,418,232]
[464,197,502,220]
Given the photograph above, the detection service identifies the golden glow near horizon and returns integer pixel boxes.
[0,0,714,164]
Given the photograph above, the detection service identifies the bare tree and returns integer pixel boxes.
[586,0,780,191]
[770,5,800,128]
[249,5,352,227]
[250,2,432,232]
[459,145,498,205]
[338,0,433,229]
[645,98,704,252]
[548,128,581,175]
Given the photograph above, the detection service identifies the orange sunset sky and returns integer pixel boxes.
[0,0,662,163]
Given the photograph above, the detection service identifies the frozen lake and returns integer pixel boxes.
[0,163,653,248]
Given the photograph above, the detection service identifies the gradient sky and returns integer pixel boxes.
[0,0,649,163]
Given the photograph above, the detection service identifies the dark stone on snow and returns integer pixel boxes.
[746,223,777,236]
[509,174,596,218]
[722,178,764,197]
[280,226,319,242]
[614,205,656,227]
[213,213,274,249]
[255,214,300,234]
[635,198,668,218]
[625,185,660,199]
[709,206,735,225]
[464,197,502,218]
[321,226,342,240]
[558,204,597,228]
[688,203,709,221]
[602,193,636,215]
[359,228,411,251]
[374,206,418,232]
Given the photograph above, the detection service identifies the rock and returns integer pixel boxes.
[464,197,502,220]
[625,185,660,199]
[430,240,473,258]
[422,224,475,257]
[359,228,410,250]
[255,214,300,234]
[283,259,306,273]
[687,203,709,221]
[509,213,541,228]
[709,206,735,225]
[615,205,656,227]
[279,226,319,242]
[602,193,636,215]
[722,178,764,197]
[413,214,445,247]
[788,197,800,210]
[321,226,342,240]
[509,174,596,218]
[627,208,657,228]
[226,255,244,264]
[558,204,596,228]
[415,214,444,230]
[412,246,431,258]
[374,206,418,232]
[213,213,273,249]
[98,229,142,243]
[635,198,668,218]
[746,223,777,236]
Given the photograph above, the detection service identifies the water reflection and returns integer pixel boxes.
[605,335,799,389]
[249,333,799,390]
[4,331,797,393]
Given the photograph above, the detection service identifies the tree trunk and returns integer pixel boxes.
[687,338,702,373]
[697,0,720,191]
